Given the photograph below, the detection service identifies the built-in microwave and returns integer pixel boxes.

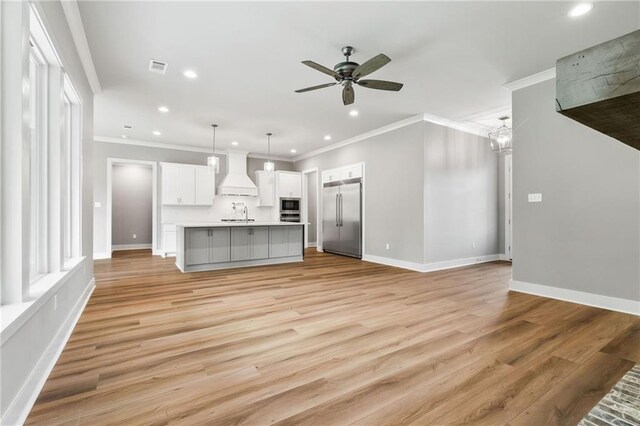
[280,198,300,222]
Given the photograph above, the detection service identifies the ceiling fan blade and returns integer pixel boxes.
[295,82,338,93]
[301,60,340,79]
[356,79,403,91]
[353,53,391,79]
[342,84,354,106]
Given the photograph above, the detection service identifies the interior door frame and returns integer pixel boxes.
[106,158,158,258]
[301,167,320,250]
[504,153,513,261]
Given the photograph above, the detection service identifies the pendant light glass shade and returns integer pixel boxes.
[488,116,512,153]
[208,124,219,173]
[264,132,275,173]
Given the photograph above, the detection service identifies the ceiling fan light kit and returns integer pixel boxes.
[296,46,404,106]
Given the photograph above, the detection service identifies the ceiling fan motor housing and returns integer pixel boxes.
[333,61,359,80]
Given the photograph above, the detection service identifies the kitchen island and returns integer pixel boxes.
[175,222,304,272]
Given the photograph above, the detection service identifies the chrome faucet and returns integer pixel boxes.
[243,206,249,223]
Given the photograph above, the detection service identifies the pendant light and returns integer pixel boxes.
[488,116,512,153]
[208,124,219,173]
[264,132,275,173]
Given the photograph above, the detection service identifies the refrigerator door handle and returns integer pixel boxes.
[339,193,343,226]
[336,193,339,226]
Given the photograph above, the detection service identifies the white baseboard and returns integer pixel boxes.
[93,252,110,260]
[498,254,512,261]
[307,242,317,248]
[2,278,95,425]
[362,254,500,273]
[510,280,640,316]
[112,244,152,251]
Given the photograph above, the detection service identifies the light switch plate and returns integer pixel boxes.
[94,202,102,208]
[528,193,543,203]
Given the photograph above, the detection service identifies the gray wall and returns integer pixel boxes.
[247,157,295,184]
[112,164,152,246]
[296,123,426,264]
[497,154,506,254]
[307,171,318,244]
[423,123,499,263]
[512,78,640,302]
[295,121,500,266]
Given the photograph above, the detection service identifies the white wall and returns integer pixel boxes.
[0,1,95,423]
[511,78,640,314]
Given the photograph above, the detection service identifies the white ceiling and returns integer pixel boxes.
[79,1,640,159]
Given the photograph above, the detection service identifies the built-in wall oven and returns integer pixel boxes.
[280,198,300,222]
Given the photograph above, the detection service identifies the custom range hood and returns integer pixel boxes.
[218,150,258,196]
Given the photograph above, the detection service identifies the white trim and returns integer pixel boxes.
[498,254,512,261]
[106,158,158,260]
[1,278,95,426]
[60,0,101,93]
[293,114,424,161]
[363,254,500,273]
[504,153,512,261]
[421,113,488,137]
[510,280,640,316]
[94,136,292,162]
[112,244,152,251]
[307,242,317,248]
[301,167,320,249]
[93,252,109,260]
[293,112,489,162]
[503,67,556,92]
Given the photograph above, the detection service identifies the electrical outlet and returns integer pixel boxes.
[385,243,390,250]
[133,234,137,239]
[528,193,543,203]
[54,295,58,311]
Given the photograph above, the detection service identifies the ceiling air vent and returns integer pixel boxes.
[148,59,168,74]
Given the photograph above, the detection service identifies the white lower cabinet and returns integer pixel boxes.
[163,224,177,254]
[269,226,303,258]
[231,227,269,261]
[186,227,230,265]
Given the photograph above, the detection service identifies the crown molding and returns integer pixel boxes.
[292,112,489,162]
[60,0,102,94]
[94,136,293,162]
[293,114,425,162]
[504,67,556,92]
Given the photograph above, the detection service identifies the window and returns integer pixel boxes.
[29,40,47,282]
[62,77,82,263]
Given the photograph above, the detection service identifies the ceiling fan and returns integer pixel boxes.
[295,46,403,106]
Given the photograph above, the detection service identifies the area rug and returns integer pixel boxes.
[579,363,640,425]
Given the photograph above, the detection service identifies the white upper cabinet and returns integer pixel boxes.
[322,163,363,184]
[255,170,275,207]
[195,166,214,205]
[161,163,214,206]
[276,171,302,199]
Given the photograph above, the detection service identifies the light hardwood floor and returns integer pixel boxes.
[27,249,639,425]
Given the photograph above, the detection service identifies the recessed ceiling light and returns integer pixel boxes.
[152,130,162,136]
[324,135,332,141]
[568,3,593,17]
[231,141,239,146]
[121,135,128,139]
[158,106,169,113]
[183,70,198,79]
[349,110,359,117]
[290,149,297,154]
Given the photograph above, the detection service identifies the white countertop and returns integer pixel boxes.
[176,221,303,227]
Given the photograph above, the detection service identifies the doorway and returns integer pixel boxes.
[302,168,319,250]
[505,153,513,261]
[106,158,158,258]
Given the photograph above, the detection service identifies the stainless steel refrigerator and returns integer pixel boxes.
[322,178,362,258]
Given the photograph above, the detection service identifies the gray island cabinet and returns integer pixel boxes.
[175,222,304,272]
